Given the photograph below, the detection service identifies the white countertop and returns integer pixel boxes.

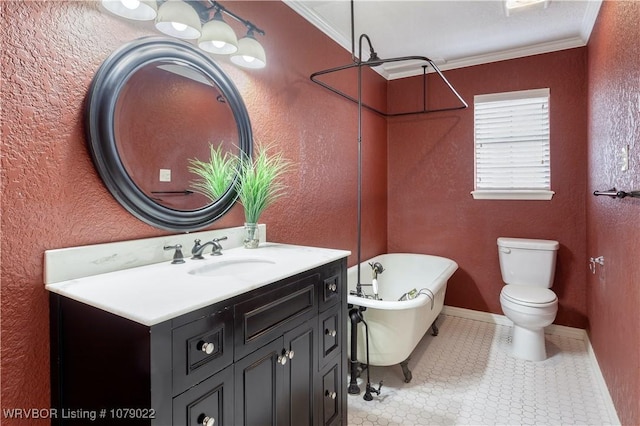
[46,243,350,326]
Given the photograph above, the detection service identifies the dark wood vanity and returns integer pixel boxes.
[50,258,347,426]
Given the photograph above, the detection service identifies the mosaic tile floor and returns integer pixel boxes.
[347,314,619,426]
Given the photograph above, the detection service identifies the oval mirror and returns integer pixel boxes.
[86,37,252,231]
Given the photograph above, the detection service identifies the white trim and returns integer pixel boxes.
[586,337,623,425]
[475,88,550,103]
[443,305,512,326]
[581,0,604,44]
[431,36,586,76]
[471,190,555,200]
[442,305,586,339]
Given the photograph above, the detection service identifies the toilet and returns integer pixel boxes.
[498,237,559,361]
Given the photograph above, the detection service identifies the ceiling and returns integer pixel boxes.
[284,0,602,80]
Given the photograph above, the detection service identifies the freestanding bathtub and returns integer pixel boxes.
[347,253,458,381]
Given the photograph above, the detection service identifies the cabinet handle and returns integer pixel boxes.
[199,415,215,426]
[198,341,215,355]
[278,349,294,365]
[325,390,337,400]
[325,329,337,337]
[327,282,337,292]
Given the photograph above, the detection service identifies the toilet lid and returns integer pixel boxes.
[501,285,557,306]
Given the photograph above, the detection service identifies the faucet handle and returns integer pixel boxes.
[164,244,185,264]
[210,236,227,256]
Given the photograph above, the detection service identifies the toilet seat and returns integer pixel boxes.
[501,285,557,307]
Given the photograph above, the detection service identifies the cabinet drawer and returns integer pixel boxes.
[317,361,342,426]
[234,274,318,360]
[172,364,234,426]
[318,307,342,368]
[319,263,343,312]
[172,308,233,394]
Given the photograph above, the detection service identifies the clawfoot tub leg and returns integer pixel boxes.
[400,358,412,383]
[431,316,439,336]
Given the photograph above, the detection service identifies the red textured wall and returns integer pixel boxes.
[0,1,386,423]
[387,49,589,329]
[587,1,640,424]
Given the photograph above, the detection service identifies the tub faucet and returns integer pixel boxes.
[191,236,228,259]
[369,262,384,299]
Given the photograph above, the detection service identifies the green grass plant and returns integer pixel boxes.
[188,144,238,201]
[235,144,291,224]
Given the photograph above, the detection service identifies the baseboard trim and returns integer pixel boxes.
[441,305,587,339]
[442,305,620,425]
[585,337,622,425]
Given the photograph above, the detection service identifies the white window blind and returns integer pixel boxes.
[472,88,553,200]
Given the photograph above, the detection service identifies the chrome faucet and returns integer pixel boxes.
[191,236,228,259]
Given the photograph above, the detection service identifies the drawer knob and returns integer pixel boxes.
[201,415,215,426]
[198,341,215,355]
[327,282,337,292]
[325,390,337,400]
[325,329,337,337]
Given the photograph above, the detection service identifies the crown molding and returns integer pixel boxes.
[581,0,603,43]
[384,36,587,80]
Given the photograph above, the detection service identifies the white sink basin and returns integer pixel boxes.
[188,258,277,277]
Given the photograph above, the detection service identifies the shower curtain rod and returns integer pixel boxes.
[309,0,467,117]
[310,56,468,117]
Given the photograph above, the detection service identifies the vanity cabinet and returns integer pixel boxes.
[50,258,347,426]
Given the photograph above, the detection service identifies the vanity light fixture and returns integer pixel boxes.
[155,0,202,39]
[101,0,267,68]
[198,9,238,54]
[230,29,267,69]
[101,0,158,21]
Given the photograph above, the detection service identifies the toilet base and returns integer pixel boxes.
[511,325,547,361]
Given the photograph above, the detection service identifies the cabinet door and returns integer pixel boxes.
[172,364,234,426]
[234,338,286,426]
[283,320,316,426]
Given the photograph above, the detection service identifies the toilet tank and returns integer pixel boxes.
[497,237,559,287]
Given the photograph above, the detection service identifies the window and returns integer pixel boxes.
[472,88,554,200]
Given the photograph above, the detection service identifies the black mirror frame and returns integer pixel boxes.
[86,36,252,232]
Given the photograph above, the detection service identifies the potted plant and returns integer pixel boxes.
[188,143,291,248]
[235,143,291,248]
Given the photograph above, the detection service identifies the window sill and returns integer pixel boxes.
[471,190,555,200]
